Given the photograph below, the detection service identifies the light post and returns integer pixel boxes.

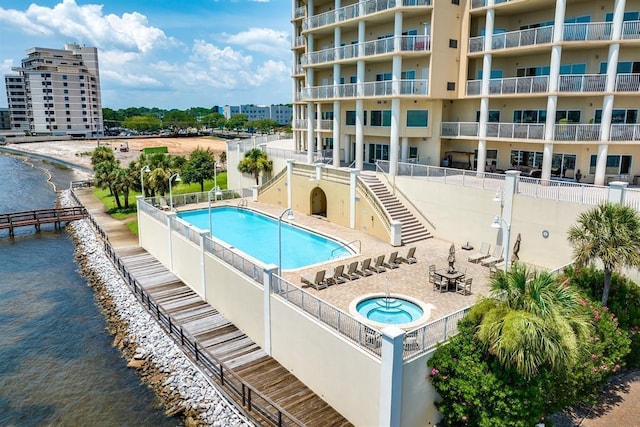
[278,208,295,275]
[491,215,511,272]
[213,161,219,199]
[169,173,181,211]
[140,165,150,198]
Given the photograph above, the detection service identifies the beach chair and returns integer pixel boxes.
[343,261,360,280]
[428,264,436,284]
[326,265,346,285]
[370,255,387,273]
[397,247,417,264]
[468,242,490,263]
[481,245,504,267]
[301,270,328,290]
[383,251,400,269]
[357,258,374,277]
[433,273,447,292]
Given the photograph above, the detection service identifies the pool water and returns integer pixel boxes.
[178,207,351,270]
[356,297,424,325]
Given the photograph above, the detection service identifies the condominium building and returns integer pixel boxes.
[0,108,10,130]
[4,44,103,137]
[223,104,294,126]
[292,0,640,186]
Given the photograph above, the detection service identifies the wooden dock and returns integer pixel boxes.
[116,246,351,427]
[0,206,86,237]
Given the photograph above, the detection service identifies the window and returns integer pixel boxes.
[476,110,501,122]
[513,109,547,123]
[324,137,333,149]
[551,153,577,177]
[346,110,356,125]
[370,110,391,127]
[559,63,586,74]
[599,61,640,74]
[449,39,458,48]
[368,144,389,162]
[62,75,67,80]
[556,110,581,123]
[401,70,416,80]
[350,75,357,83]
[605,11,640,21]
[589,154,632,175]
[406,110,428,127]
[474,149,498,169]
[64,89,68,94]
[409,147,418,159]
[511,150,544,167]
[376,73,392,81]
[594,109,638,124]
[516,66,550,77]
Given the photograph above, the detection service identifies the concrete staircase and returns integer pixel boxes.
[359,173,432,244]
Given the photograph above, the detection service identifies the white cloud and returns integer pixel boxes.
[101,69,162,87]
[0,0,171,53]
[0,59,14,76]
[224,28,289,58]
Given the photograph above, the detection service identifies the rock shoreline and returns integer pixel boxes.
[60,190,250,427]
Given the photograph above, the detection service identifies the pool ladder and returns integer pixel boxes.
[237,198,248,209]
[330,239,361,259]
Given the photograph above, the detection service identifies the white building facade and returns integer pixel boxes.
[4,44,103,137]
[292,0,640,186]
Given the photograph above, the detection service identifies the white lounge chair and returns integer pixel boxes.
[343,261,360,280]
[397,247,417,264]
[301,270,327,290]
[370,255,387,273]
[468,242,491,263]
[326,265,346,285]
[357,258,374,276]
[481,245,504,267]
[383,251,400,269]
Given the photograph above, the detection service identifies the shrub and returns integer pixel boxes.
[566,266,640,367]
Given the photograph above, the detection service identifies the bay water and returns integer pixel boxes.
[0,153,177,426]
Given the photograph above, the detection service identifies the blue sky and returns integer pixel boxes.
[0,0,292,109]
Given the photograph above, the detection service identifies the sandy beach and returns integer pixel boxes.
[5,136,228,172]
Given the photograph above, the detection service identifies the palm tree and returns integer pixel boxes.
[567,202,640,306]
[237,148,273,185]
[473,264,591,379]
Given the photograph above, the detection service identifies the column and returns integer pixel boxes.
[349,168,359,229]
[476,0,494,176]
[378,326,405,427]
[333,101,342,166]
[287,159,294,209]
[401,137,409,162]
[608,181,628,204]
[355,17,366,170]
[316,103,323,154]
[307,102,315,163]
[262,264,278,356]
[333,0,342,168]
[595,0,626,186]
[389,11,403,179]
[541,0,566,181]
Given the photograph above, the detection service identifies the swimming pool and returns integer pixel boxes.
[178,207,352,270]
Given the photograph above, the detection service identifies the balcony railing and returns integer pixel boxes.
[616,73,640,92]
[469,26,553,53]
[301,35,430,66]
[558,74,607,92]
[292,119,333,130]
[291,35,305,49]
[299,79,428,100]
[291,64,304,76]
[293,5,306,20]
[471,0,512,8]
[303,0,431,32]
[466,75,549,96]
[622,20,640,39]
[441,122,640,143]
[441,122,544,139]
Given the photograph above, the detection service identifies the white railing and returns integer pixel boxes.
[440,122,479,137]
[293,5,306,19]
[622,20,640,39]
[299,79,428,100]
[303,0,431,31]
[553,124,601,141]
[558,74,607,92]
[466,75,549,96]
[318,119,333,130]
[615,73,640,92]
[403,306,470,360]
[469,26,553,53]
[293,119,333,131]
[301,35,430,66]
[441,122,544,139]
[291,35,305,48]
[610,124,640,141]
[291,64,304,76]
[563,22,613,42]
[275,276,383,358]
[381,160,613,207]
[471,0,512,8]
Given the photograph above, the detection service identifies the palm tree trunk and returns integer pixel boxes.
[602,269,612,306]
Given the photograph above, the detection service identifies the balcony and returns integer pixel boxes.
[301,35,430,66]
[622,20,640,40]
[558,74,607,92]
[292,36,306,49]
[292,6,306,20]
[441,122,640,143]
[441,122,544,140]
[293,119,334,130]
[291,64,304,76]
[466,76,549,96]
[303,0,432,32]
[616,73,640,92]
[470,0,512,9]
[299,79,429,100]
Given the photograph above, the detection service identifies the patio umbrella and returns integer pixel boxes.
[512,233,522,264]
[448,243,456,273]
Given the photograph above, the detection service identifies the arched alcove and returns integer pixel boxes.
[310,187,327,217]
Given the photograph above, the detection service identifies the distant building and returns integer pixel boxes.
[223,104,292,126]
[4,44,103,137]
[0,108,10,130]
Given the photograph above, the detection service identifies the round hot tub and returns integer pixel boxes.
[349,293,433,329]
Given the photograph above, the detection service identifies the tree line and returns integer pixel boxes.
[102,107,291,135]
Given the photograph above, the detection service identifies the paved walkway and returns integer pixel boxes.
[72,188,640,426]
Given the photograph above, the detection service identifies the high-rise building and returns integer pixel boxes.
[0,108,10,130]
[223,104,293,126]
[4,44,103,137]
[292,0,640,186]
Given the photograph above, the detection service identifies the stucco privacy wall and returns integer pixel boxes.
[270,297,381,427]
[402,351,441,427]
[138,209,171,267]
[394,176,592,269]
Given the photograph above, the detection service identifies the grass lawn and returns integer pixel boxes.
[94,172,228,235]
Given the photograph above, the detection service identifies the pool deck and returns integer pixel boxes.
[178,200,494,324]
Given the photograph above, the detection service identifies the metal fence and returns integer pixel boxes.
[403,307,470,360]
